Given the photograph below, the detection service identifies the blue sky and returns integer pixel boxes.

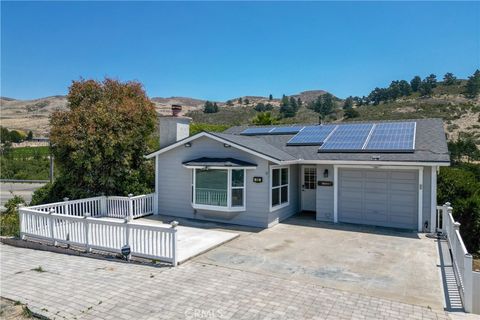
[1,1,479,100]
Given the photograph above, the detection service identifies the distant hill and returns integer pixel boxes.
[1,82,479,145]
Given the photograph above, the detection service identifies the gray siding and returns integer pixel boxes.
[156,136,272,227]
[316,164,334,222]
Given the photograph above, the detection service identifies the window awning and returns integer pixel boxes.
[182,157,257,169]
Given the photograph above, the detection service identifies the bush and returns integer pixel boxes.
[344,109,360,119]
[0,195,26,237]
[437,165,480,254]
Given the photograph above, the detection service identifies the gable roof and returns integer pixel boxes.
[223,119,450,164]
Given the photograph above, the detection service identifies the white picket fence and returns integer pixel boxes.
[437,203,480,314]
[19,193,178,266]
[28,194,154,219]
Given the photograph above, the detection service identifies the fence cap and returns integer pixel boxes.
[445,202,451,206]
[453,221,461,230]
[63,197,69,202]
[128,193,133,198]
[170,221,179,228]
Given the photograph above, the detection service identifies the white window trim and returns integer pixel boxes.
[191,168,246,212]
[269,165,290,212]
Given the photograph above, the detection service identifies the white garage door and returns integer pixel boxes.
[338,168,418,229]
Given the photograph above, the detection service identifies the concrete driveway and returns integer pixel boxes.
[195,214,445,310]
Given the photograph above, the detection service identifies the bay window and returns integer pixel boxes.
[192,168,245,211]
[270,166,289,210]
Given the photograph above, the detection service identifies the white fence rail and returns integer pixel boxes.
[19,206,177,265]
[28,194,154,219]
[437,203,480,314]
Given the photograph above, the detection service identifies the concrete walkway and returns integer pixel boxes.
[0,244,450,320]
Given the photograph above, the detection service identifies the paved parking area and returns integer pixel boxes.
[0,244,449,320]
[195,215,445,310]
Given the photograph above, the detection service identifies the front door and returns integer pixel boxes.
[301,166,317,211]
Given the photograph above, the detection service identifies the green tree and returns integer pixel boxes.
[443,72,457,85]
[27,131,33,140]
[425,74,437,88]
[226,100,233,106]
[344,108,359,119]
[0,195,26,236]
[32,78,157,203]
[343,96,354,109]
[251,112,277,125]
[8,130,24,143]
[297,97,302,107]
[465,69,480,98]
[203,101,219,113]
[254,103,273,112]
[387,81,401,101]
[238,97,243,104]
[398,80,412,96]
[310,93,335,118]
[244,98,250,105]
[410,76,422,92]
[268,94,273,100]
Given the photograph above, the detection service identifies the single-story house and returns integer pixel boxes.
[146,113,449,232]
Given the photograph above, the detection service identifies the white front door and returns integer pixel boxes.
[301,166,317,211]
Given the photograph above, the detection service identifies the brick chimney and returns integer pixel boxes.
[159,105,192,149]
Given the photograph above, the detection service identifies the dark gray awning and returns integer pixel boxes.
[182,157,257,168]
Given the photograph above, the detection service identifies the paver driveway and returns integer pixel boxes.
[0,244,449,320]
[195,215,445,310]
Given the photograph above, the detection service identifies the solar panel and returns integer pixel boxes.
[287,125,336,145]
[269,126,304,135]
[240,127,274,135]
[365,122,415,151]
[319,124,373,151]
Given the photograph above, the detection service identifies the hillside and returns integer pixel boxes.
[1,84,479,144]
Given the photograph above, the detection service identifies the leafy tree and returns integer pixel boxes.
[343,96,354,109]
[203,101,219,113]
[465,69,480,98]
[387,81,401,101]
[344,108,359,119]
[419,80,433,97]
[398,80,412,96]
[32,78,157,204]
[443,72,457,85]
[268,94,273,100]
[410,76,422,92]
[8,130,24,143]
[251,112,277,125]
[238,97,242,104]
[437,166,480,254]
[309,93,335,118]
[368,87,388,105]
[254,103,273,112]
[0,195,26,236]
[27,131,33,140]
[226,100,233,106]
[244,98,250,105]
[425,74,437,88]
[279,94,298,118]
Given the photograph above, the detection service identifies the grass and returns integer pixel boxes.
[31,266,46,273]
[0,146,51,180]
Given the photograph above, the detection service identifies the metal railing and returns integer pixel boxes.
[195,188,227,207]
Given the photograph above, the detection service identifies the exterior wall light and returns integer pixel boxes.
[323,169,329,178]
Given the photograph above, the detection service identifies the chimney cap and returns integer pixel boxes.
[171,104,182,117]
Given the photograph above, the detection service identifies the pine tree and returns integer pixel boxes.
[268,94,273,100]
[465,70,480,98]
[443,72,457,85]
[410,76,421,92]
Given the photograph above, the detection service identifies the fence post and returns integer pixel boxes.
[124,217,131,260]
[63,197,69,215]
[18,204,25,240]
[464,253,473,313]
[171,221,178,266]
[84,212,91,252]
[128,194,134,220]
[101,195,107,217]
[49,209,57,246]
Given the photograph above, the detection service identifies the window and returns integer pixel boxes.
[192,168,245,211]
[271,166,289,209]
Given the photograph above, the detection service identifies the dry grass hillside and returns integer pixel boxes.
[1,86,479,145]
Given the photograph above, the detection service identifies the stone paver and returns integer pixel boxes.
[0,244,449,320]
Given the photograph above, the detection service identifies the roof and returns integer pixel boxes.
[182,157,257,168]
[222,118,450,164]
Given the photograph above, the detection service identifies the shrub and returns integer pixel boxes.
[437,165,480,254]
[0,195,26,237]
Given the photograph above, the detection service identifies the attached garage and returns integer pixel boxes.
[338,168,419,230]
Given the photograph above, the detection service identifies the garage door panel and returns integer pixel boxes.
[338,168,418,230]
